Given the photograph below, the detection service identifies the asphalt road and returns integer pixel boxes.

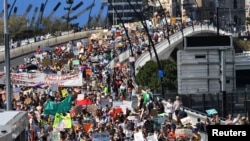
[0,51,34,72]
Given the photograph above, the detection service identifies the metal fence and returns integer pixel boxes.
[156,90,250,118]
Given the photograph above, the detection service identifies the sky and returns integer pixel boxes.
[0,0,108,27]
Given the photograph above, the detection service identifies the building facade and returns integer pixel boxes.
[106,0,143,25]
[157,0,246,28]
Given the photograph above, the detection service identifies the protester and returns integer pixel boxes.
[0,20,210,141]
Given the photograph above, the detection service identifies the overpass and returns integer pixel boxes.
[107,25,237,141]
[0,30,101,63]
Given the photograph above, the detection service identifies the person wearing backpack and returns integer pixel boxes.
[196,117,206,132]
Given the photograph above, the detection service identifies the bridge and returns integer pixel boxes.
[0,30,101,63]
[1,25,249,141]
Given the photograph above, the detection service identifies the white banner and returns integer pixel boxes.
[0,72,82,87]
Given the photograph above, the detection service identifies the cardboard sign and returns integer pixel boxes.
[51,131,60,141]
[61,89,68,97]
[112,101,123,107]
[146,135,158,141]
[13,92,20,100]
[83,123,93,133]
[127,116,138,121]
[42,58,51,67]
[77,94,85,101]
[87,104,98,114]
[134,131,144,141]
[24,98,31,104]
[100,98,111,108]
[180,116,192,125]
[175,128,192,138]
[72,59,80,65]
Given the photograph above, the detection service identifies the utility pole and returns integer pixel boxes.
[63,0,76,33]
[88,0,96,29]
[8,0,16,18]
[4,0,11,110]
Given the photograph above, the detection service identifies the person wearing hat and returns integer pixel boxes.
[240,116,248,125]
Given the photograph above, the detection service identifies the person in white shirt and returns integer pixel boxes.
[165,98,174,120]
[233,114,241,125]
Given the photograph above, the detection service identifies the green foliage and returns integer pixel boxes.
[246,17,250,26]
[0,16,68,43]
[136,59,177,91]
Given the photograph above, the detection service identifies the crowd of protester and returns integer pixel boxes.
[1,14,245,141]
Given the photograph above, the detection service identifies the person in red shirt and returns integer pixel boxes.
[167,128,176,140]
[108,107,118,123]
[36,46,41,54]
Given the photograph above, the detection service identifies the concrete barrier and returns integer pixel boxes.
[0,30,102,63]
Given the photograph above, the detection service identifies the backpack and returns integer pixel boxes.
[196,122,205,132]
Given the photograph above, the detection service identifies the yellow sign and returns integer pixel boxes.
[171,17,176,25]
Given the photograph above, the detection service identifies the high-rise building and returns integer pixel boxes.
[106,0,143,25]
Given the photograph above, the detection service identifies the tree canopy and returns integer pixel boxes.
[135,59,177,92]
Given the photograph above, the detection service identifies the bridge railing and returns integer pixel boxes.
[107,25,230,141]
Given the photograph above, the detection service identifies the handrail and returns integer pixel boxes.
[106,26,229,137]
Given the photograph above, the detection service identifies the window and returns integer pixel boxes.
[233,0,237,9]
[195,55,206,59]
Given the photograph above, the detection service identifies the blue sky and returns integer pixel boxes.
[0,0,108,27]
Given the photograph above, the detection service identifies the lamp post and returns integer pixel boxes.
[4,0,11,110]
[8,0,16,18]
[63,0,75,33]
[128,0,165,97]
[88,0,96,29]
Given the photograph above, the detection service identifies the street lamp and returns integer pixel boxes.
[4,0,11,110]
[63,0,74,33]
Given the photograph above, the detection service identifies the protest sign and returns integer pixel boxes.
[100,98,111,108]
[0,72,83,87]
[51,131,60,141]
[146,135,158,141]
[92,132,110,141]
[180,116,192,125]
[134,131,144,141]
[112,101,122,107]
[87,104,98,113]
[175,128,192,138]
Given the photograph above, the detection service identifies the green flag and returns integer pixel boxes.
[44,94,72,115]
